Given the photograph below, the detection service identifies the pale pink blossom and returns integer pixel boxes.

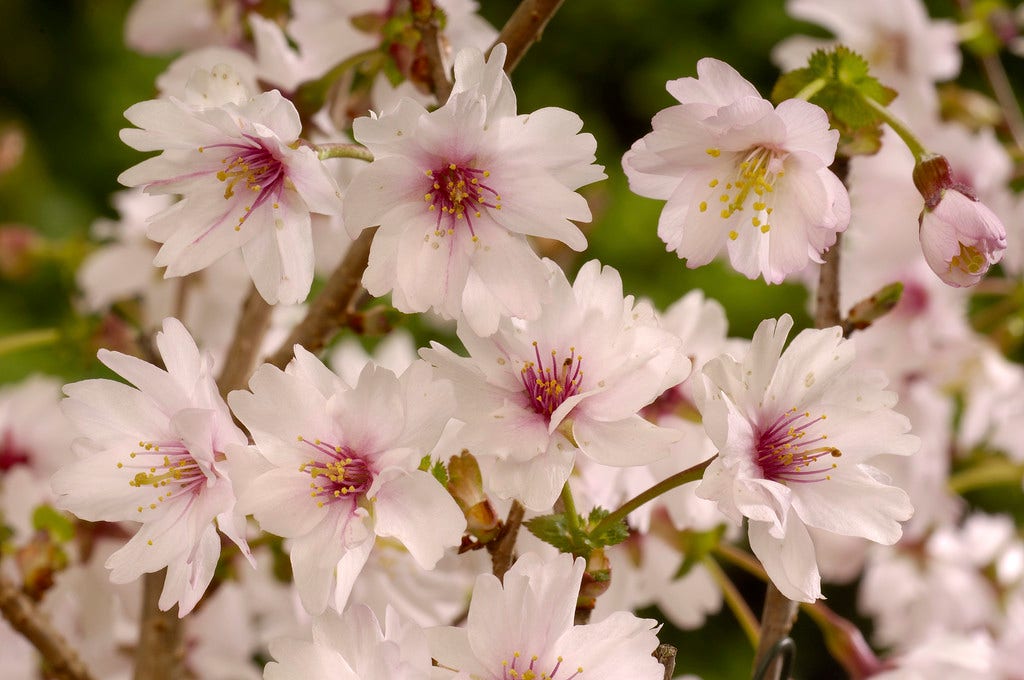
[52,318,250,616]
[227,352,465,614]
[345,44,604,335]
[265,605,432,680]
[695,315,917,601]
[624,58,850,284]
[428,552,665,680]
[118,64,343,304]
[421,260,691,511]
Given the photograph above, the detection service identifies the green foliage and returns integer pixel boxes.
[418,454,449,487]
[524,506,629,559]
[772,46,896,157]
[31,504,75,543]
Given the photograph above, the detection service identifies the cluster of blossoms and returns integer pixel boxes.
[4,0,1024,678]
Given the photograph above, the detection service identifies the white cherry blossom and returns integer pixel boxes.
[52,318,250,616]
[227,351,465,614]
[624,58,850,284]
[694,314,917,601]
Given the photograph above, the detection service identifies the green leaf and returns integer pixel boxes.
[772,46,896,159]
[673,526,727,580]
[525,506,631,559]
[31,505,74,543]
[418,454,449,486]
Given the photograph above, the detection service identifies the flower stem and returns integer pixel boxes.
[703,555,760,649]
[560,481,580,531]
[859,94,929,162]
[590,455,716,540]
[0,328,59,357]
[315,143,374,162]
[948,459,1024,494]
[794,77,827,102]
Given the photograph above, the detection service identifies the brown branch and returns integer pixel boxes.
[266,227,377,369]
[815,231,843,330]
[752,582,799,680]
[487,500,525,581]
[217,284,274,397]
[0,573,96,680]
[411,0,454,102]
[133,570,185,680]
[490,0,567,74]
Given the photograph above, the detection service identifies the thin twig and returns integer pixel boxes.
[487,500,525,581]
[815,231,843,330]
[752,583,799,680]
[411,0,454,102]
[489,0,567,74]
[265,227,376,369]
[0,573,97,680]
[133,570,185,680]
[217,284,274,397]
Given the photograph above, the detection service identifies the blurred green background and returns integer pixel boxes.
[0,1,970,677]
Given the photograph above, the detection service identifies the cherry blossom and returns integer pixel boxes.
[428,552,665,680]
[118,64,344,305]
[227,351,465,614]
[52,318,250,616]
[421,259,691,510]
[694,314,917,601]
[624,58,850,284]
[345,44,605,335]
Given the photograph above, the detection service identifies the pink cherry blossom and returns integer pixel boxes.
[345,44,605,335]
[52,318,250,616]
[624,58,850,284]
[694,315,917,601]
[226,352,465,614]
[421,259,690,511]
[428,552,665,680]
[919,188,1006,287]
[118,65,343,305]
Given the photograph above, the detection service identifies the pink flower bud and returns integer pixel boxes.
[919,188,1006,287]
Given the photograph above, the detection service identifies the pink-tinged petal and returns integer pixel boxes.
[658,169,730,266]
[97,349,187,415]
[52,450,156,521]
[162,523,221,615]
[329,364,406,453]
[240,197,314,304]
[236,90,302,141]
[461,230,551,336]
[241,468,329,537]
[503,107,603,189]
[666,58,760,107]
[776,99,839,164]
[265,639,358,680]
[393,215,471,316]
[61,379,168,441]
[572,415,679,467]
[372,470,465,568]
[331,530,374,612]
[748,515,822,602]
[764,325,850,409]
[487,173,589,249]
[290,509,349,615]
[121,98,224,152]
[289,344,352,398]
[484,444,575,511]
[791,466,912,543]
[622,139,681,200]
[395,361,455,451]
[154,317,203,389]
[426,627,487,677]
[554,611,663,680]
[352,98,430,156]
[286,147,344,216]
[733,477,792,535]
[344,159,423,237]
[106,498,193,582]
[170,408,215,469]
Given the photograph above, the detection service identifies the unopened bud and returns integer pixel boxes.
[447,451,500,543]
[912,154,956,208]
[575,547,611,620]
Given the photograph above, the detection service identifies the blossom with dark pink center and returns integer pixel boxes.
[694,315,917,602]
[52,318,251,616]
[422,260,691,511]
[118,64,343,305]
[227,350,465,614]
[345,44,604,336]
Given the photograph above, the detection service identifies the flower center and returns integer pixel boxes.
[297,436,373,508]
[950,243,985,274]
[200,134,286,231]
[117,440,206,514]
[0,430,31,472]
[701,146,783,241]
[499,652,582,680]
[423,162,501,241]
[755,408,841,483]
[520,342,583,418]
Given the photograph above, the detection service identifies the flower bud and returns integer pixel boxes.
[446,450,500,543]
[919,188,1006,287]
